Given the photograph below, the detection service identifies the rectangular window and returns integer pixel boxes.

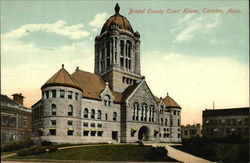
[83,122,88,127]
[165,118,168,125]
[97,131,103,137]
[97,123,102,128]
[90,131,96,136]
[112,131,118,140]
[50,129,56,135]
[60,90,65,98]
[52,90,56,98]
[51,120,56,126]
[68,91,73,99]
[10,118,15,126]
[68,130,74,136]
[90,123,95,127]
[68,121,73,126]
[46,91,49,99]
[23,119,27,127]
[122,77,126,83]
[75,93,79,100]
[2,116,7,125]
[83,131,89,136]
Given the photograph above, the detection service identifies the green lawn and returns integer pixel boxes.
[172,142,249,163]
[10,144,177,162]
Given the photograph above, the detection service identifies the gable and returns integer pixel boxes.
[124,80,157,105]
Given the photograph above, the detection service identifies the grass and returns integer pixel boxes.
[9,144,177,162]
[172,142,249,163]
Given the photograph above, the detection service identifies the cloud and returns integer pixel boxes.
[173,14,221,43]
[142,51,249,124]
[2,20,90,40]
[89,12,109,28]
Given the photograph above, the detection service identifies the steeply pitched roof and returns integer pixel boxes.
[122,82,141,102]
[42,66,82,91]
[162,93,181,108]
[71,69,122,102]
[203,107,249,117]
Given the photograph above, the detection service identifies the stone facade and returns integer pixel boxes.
[32,4,182,144]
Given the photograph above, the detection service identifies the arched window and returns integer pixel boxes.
[141,103,147,121]
[84,108,88,118]
[51,104,56,115]
[113,112,117,121]
[133,102,139,120]
[120,40,124,56]
[150,105,154,122]
[103,94,111,106]
[91,109,95,119]
[68,105,73,116]
[97,110,102,120]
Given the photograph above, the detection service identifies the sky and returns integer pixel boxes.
[1,0,249,125]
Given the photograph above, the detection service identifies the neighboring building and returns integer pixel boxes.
[181,123,202,139]
[32,4,182,144]
[202,107,249,139]
[0,93,32,144]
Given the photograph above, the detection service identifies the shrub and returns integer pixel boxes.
[17,145,58,157]
[1,138,33,152]
[41,140,53,146]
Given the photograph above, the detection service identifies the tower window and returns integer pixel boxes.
[113,112,117,121]
[75,93,79,100]
[120,57,124,67]
[91,109,95,119]
[51,104,56,116]
[84,108,88,118]
[60,90,65,98]
[68,91,73,99]
[52,90,56,98]
[46,91,49,99]
[68,105,73,116]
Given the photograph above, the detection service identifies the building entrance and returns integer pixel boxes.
[138,126,149,141]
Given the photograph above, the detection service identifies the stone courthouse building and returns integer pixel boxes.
[32,4,182,144]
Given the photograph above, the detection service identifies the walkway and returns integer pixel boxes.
[146,143,213,163]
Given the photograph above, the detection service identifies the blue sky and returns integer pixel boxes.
[1,0,249,124]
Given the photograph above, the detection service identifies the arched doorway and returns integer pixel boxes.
[138,126,150,141]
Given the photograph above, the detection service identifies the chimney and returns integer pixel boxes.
[12,93,25,105]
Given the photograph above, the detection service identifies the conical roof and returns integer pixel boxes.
[162,93,181,109]
[42,65,82,91]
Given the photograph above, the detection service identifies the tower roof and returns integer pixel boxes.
[162,93,181,109]
[42,65,82,91]
[100,3,134,34]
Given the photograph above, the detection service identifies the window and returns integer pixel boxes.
[84,108,88,118]
[97,131,103,136]
[68,130,74,136]
[83,131,89,136]
[97,123,102,128]
[51,120,56,126]
[112,131,118,140]
[177,119,180,126]
[60,90,65,98]
[103,94,111,106]
[45,91,49,99]
[68,120,73,126]
[91,109,95,119]
[2,116,7,125]
[105,114,108,120]
[113,112,117,121]
[68,105,73,116]
[133,103,139,120]
[165,118,168,125]
[51,104,57,115]
[97,110,102,120]
[68,91,73,99]
[52,90,56,98]
[75,93,79,100]
[90,123,95,127]
[161,118,163,125]
[10,118,15,126]
[49,129,56,135]
[23,119,27,127]
[83,122,88,127]
[244,118,249,125]
[90,131,96,136]
[173,111,176,115]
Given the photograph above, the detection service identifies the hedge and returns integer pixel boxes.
[1,138,33,152]
[17,145,58,156]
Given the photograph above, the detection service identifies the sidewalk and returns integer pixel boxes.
[146,143,213,163]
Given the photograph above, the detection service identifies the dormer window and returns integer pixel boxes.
[103,94,111,106]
